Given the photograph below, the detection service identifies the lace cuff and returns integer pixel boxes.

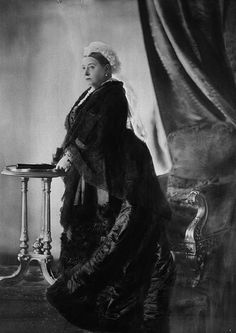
[63,149,73,163]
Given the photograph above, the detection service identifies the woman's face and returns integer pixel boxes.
[82,56,109,89]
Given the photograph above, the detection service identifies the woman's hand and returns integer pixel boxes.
[55,152,72,172]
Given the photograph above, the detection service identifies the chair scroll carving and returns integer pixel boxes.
[169,183,232,289]
[181,190,209,287]
[185,190,208,258]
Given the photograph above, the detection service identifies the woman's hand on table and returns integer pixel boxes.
[55,152,72,172]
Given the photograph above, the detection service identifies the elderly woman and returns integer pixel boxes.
[46,42,175,333]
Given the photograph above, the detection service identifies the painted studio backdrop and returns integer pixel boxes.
[0,0,171,261]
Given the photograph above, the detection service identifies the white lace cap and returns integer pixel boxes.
[83,41,121,74]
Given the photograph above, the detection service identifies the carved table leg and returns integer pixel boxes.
[40,256,55,285]
[0,177,30,284]
[40,178,56,284]
[33,178,46,254]
[43,178,52,256]
[0,176,57,285]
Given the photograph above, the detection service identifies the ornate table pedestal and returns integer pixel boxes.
[0,165,64,285]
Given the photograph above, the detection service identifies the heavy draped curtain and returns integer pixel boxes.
[137,0,236,136]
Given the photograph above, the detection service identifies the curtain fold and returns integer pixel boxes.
[137,0,236,136]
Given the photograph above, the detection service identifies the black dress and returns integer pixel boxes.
[46,80,176,332]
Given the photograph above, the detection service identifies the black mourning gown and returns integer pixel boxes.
[46,80,176,333]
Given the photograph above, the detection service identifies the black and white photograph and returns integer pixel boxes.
[0,1,236,332]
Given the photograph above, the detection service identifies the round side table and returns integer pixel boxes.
[0,165,65,285]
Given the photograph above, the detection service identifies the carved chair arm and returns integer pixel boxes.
[184,190,208,257]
